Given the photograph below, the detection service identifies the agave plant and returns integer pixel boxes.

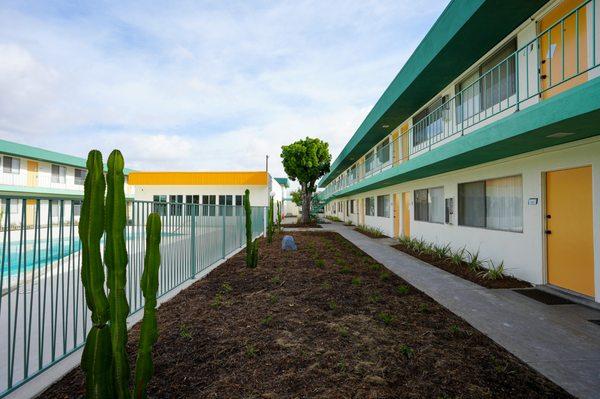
[479,260,505,280]
[432,243,451,260]
[466,249,484,272]
[449,247,466,266]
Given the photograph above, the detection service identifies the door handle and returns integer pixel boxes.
[540,74,548,80]
[545,229,552,235]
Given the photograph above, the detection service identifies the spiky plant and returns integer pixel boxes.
[479,259,505,280]
[267,195,274,243]
[466,250,484,272]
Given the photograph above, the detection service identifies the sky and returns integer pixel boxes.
[0,0,448,180]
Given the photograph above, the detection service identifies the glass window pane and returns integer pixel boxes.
[428,187,444,223]
[486,175,522,232]
[414,189,429,221]
[458,181,485,227]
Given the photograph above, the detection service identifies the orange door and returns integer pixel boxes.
[546,166,594,297]
[402,192,410,237]
[539,0,588,99]
[27,160,39,186]
[392,130,399,166]
[26,199,36,226]
[358,198,365,225]
[400,123,409,162]
[393,193,400,238]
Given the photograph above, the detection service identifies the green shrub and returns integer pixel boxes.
[466,250,484,272]
[369,263,382,271]
[449,247,466,266]
[355,224,385,238]
[261,315,273,326]
[399,344,414,358]
[379,271,391,281]
[351,277,362,286]
[339,265,352,274]
[432,243,451,259]
[328,300,338,310]
[315,259,325,268]
[369,293,382,303]
[325,215,342,222]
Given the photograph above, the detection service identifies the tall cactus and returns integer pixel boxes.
[79,149,162,398]
[79,150,113,398]
[276,201,282,230]
[105,150,131,398]
[134,213,161,399]
[243,189,258,268]
[267,195,274,243]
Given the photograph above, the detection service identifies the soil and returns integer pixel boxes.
[392,242,532,289]
[282,222,322,228]
[354,228,388,239]
[42,232,565,398]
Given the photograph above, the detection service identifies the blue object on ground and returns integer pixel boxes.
[282,235,297,251]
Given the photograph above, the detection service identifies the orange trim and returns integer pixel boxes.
[128,171,268,186]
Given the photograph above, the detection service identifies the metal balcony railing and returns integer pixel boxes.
[322,0,599,200]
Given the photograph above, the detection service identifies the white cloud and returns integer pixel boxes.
[0,0,448,178]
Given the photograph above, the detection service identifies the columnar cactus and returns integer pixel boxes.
[134,213,161,399]
[79,149,161,399]
[80,150,113,398]
[267,195,274,243]
[277,201,282,230]
[243,189,258,268]
[105,150,131,398]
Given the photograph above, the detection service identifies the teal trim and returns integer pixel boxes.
[0,185,135,199]
[321,0,549,186]
[274,177,289,187]
[0,139,133,174]
[327,76,600,200]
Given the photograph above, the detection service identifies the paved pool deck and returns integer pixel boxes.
[320,222,600,399]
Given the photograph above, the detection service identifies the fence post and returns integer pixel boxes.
[222,208,226,258]
[190,208,196,278]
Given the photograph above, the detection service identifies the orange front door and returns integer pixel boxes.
[400,123,409,162]
[546,166,594,297]
[402,192,410,237]
[393,193,400,238]
[27,160,39,187]
[539,0,588,99]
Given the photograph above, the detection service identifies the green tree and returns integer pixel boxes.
[281,137,331,223]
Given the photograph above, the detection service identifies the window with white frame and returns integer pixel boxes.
[3,156,20,174]
[218,195,233,216]
[458,175,522,232]
[202,195,216,216]
[349,165,357,182]
[412,96,449,148]
[51,164,67,184]
[376,195,390,218]
[185,195,199,216]
[365,197,375,216]
[169,195,183,216]
[414,187,444,223]
[74,168,86,185]
[153,195,167,216]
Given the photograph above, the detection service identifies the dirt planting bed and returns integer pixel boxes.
[353,227,388,239]
[43,232,565,398]
[392,242,532,289]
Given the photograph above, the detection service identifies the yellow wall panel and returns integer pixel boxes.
[128,171,268,186]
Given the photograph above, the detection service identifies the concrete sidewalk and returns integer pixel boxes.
[322,223,600,399]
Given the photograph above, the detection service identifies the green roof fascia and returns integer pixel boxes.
[321,0,549,187]
[274,177,290,187]
[0,139,134,174]
[0,184,135,199]
[325,77,600,200]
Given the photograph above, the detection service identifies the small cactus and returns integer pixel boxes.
[134,213,161,399]
[243,189,258,268]
[267,195,274,243]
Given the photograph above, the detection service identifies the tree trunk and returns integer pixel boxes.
[301,188,311,224]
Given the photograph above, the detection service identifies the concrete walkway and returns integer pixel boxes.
[322,223,600,399]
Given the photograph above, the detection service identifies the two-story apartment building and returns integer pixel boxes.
[0,139,134,227]
[321,0,600,303]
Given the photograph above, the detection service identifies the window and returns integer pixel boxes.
[3,156,20,174]
[185,195,199,216]
[350,200,355,214]
[349,165,357,182]
[458,175,522,232]
[202,195,216,216]
[456,39,517,123]
[364,151,374,174]
[376,195,390,218]
[1,199,20,215]
[365,197,375,216]
[412,96,449,148]
[376,138,390,165]
[74,168,86,185]
[414,187,444,223]
[51,164,66,184]
[153,195,167,216]
[235,195,244,215]
[169,195,183,216]
[73,200,82,217]
[218,195,233,216]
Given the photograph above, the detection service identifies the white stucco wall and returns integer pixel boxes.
[133,184,270,207]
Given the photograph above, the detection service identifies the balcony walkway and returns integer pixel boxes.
[320,222,600,399]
